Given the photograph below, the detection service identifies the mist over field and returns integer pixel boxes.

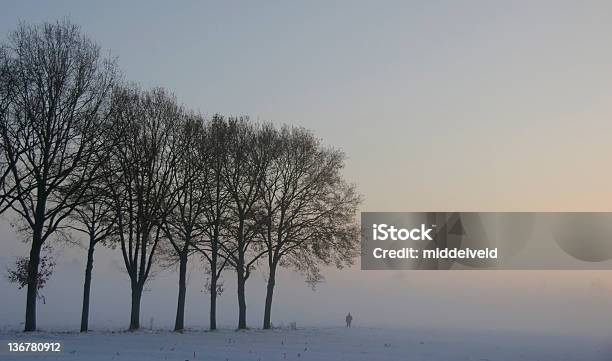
[2,218,612,337]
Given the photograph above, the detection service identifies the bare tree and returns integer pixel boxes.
[160,112,207,332]
[106,86,183,330]
[0,21,117,331]
[221,118,274,329]
[194,115,232,331]
[259,126,361,329]
[64,182,116,332]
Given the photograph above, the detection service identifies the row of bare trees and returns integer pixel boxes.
[0,20,361,332]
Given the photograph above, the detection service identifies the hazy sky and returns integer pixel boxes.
[1,1,612,336]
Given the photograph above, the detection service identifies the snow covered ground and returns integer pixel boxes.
[0,327,609,361]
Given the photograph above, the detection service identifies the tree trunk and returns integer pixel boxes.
[80,242,95,332]
[209,243,218,331]
[24,239,42,332]
[25,190,48,332]
[174,254,187,331]
[263,262,277,329]
[129,284,143,330]
[209,274,217,330]
[237,267,247,329]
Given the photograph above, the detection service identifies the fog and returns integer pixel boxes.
[1,219,611,336]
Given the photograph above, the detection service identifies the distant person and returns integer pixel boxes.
[345,312,353,328]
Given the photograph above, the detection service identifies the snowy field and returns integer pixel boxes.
[1,327,610,361]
